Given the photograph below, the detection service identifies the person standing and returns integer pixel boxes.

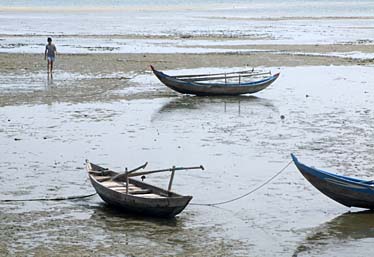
[44,37,57,74]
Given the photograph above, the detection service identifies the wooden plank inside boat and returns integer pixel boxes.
[181,72,270,82]
[139,193,166,198]
[95,176,112,182]
[128,189,152,194]
[172,69,259,78]
[111,187,147,191]
[86,160,200,217]
[101,181,124,187]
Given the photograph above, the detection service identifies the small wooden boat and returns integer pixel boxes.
[291,154,374,209]
[85,161,204,217]
[151,65,280,96]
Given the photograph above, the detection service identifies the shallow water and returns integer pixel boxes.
[1,66,374,256]
[3,0,374,16]
[1,0,374,54]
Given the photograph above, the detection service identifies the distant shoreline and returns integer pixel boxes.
[0,4,228,13]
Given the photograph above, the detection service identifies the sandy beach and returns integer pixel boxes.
[1,42,374,107]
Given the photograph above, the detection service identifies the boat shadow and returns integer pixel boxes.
[152,95,278,121]
[89,202,180,227]
[292,210,374,256]
[86,202,243,255]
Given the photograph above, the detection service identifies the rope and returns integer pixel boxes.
[0,192,97,202]
[191,160,292,206]
[0,161,292,204]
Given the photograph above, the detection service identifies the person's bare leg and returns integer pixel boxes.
[50,61,53,74]
[47,60,50,74]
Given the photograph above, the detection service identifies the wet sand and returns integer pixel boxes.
[1,42,374,256]
[1,43,374,107]
[3,43,374,75]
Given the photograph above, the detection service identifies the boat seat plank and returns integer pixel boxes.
[172,69,259,78]
[129,189,152,195]
[95,176,112,182]
[112,188,152,194]
[139,193,165,198]
[110,186,143,191]
[181,73,268,82]
[101,181,124,187]
[109,186,126,190]
[100,180,143,188]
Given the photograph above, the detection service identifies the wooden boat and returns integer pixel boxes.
[291,154,374,209]
[85,161,204,217]
[151,65,280,96]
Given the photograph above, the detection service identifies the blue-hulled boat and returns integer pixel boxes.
[151,65,280,96]
[291,154,374,209]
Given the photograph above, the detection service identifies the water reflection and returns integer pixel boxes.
[152,95,277,121]
[44,74,54,106]
[87,203,244,256]
[47,73,53,85]
[293,210,374,256]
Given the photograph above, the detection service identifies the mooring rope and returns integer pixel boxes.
[191,160,293,207]
[0,192,97,202]
[0,161,292,204]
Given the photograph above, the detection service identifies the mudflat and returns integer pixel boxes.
[1,1,374,256]
[1,42,373,106]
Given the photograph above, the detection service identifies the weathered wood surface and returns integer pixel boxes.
[85,161,193,217]
[151,65,280,96]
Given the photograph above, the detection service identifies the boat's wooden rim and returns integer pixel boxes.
[150,65,270,79]
[178,72,271,82]
[86,161,197,199]
[150,65,260,78]
[291,154,374,188]
[89,172,170,199]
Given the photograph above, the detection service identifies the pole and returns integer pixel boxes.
[168,166,176,192]
[125,168,129,195]
[128,165,204,177]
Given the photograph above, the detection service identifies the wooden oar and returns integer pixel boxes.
[128,165,204,178]
[101,162,148,182]
[127,162,148,174]
[181,72,271,82]
[128,165,204,192]
[172,69,258,78]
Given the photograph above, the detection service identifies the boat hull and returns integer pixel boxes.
[90,177,191,217]
[151,66,279,96]
[86,162,192,218]
[291,154,374,209]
